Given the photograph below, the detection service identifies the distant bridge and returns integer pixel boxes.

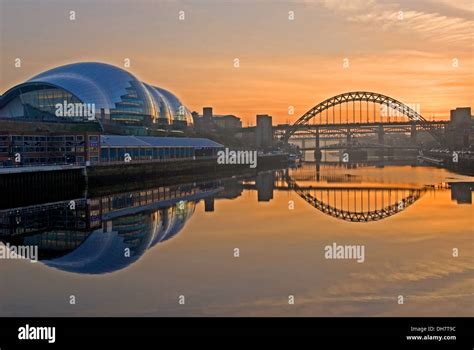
[277,91,447,145]
[299,142,420,151]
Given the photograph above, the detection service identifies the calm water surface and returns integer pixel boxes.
[0,164,472,316]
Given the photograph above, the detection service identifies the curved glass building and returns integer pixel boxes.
[0,62,193,133]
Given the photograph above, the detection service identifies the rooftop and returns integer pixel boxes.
[100,135,223,148]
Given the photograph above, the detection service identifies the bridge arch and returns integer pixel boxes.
[286,176,426,222]
[284,91,443,144]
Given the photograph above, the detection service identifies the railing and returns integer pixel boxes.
[0,162,84,169]
[90,155,218,167]
[0,156,221,169]
[0,152,288,169]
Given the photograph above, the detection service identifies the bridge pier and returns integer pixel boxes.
[346,128,351,145]
[411,122,417,144]
[377,124,384,144]
[377,124,385,159]
[302,138,306,161]
[314,127,322,161]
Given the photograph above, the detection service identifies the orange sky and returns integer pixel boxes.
[1,0,473,125]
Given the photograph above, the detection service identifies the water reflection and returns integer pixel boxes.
[0,166,472,275]
[0,181,222,274]
[284,168,455,222]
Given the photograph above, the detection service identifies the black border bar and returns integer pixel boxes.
[0,317,472,347]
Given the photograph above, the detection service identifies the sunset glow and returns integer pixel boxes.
[1,0,472,124]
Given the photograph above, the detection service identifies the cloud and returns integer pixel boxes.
[314,0,474,47]
[432,0,474,13]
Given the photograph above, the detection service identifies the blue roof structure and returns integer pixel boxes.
[0,62,193,127]
[100,135,223,148]
[142,82,173,124]
[153,86,192,122]
[28,62,149,112]
[100,135,150,147]
[137,136,223,148]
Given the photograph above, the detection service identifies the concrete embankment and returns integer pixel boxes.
[422,151,474,175]
[0,154,288,205]
[87,154,288,186]
[0,168,85,209]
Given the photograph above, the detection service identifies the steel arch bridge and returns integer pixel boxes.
[283,91,444,144]
[286,176,426,222]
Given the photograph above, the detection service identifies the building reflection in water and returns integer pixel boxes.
[0,167,472,274]
[0,180,224,274]
[450,182,473,204]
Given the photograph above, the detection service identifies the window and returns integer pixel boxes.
[101,148,109,161]
[110,148,117,161]
[89,135,99,149]
[132,148,139,159]
[118,148,125,160]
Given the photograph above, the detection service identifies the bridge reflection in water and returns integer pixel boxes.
[0,166,471,274]
[243,167,471,222]
[284,166,472,222]
[288,179,425,222]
